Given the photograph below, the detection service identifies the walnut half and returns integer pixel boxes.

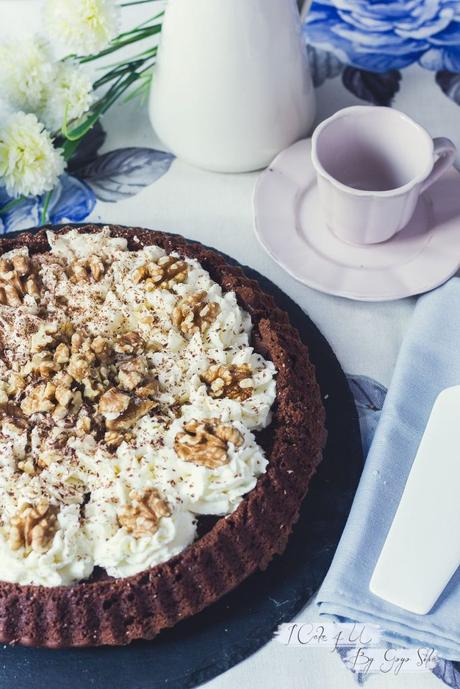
[68,255,105,283]
[118,489,171,538]
[201,364,254,401]
[173,291,220,338]
[174,419,244,468]
[9,499,58,553]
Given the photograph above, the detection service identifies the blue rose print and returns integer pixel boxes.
[304,0,460,73]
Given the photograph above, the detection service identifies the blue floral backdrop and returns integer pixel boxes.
[304,0,460,72]
[303,0,460,106]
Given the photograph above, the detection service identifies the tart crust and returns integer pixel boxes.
[0,224,326,647]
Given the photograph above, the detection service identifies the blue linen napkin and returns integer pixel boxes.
[317,277,460,660]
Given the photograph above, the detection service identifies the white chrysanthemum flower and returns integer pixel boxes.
[44,0,120,56]
[0,113,65,198]
[0,37,54,113]
[42,62,94,133]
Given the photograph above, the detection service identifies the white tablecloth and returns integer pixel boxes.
[0,2,447,687]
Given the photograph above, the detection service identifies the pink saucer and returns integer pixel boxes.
[253,140,460,301]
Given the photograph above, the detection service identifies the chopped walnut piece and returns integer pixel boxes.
[0,253,40,306]
[82,377,103,401]
[68,255,106,283]
[39,355,59,379]
[7,373,25,397]
[76,416,91,436]
[133,255,188,291]
[54,384,72,407]
[0,382,8,405]
[20,382,56,416]
[121,370,142,392]
[37,449,61,469]
[117,356,147,391]
[173,291,220,337]
[174,419,244,468]
[0,403,28,430]
[137,379,159,399]
[119,356,147,374]
[106,398,155,431]
[98,388,131,415]
[52,404,68,421]
[88,255,105,281]
[54,342,70,364]
[118,488,171,538]
[19,377,79,420]
[68,353,92,382]
[132,264,149,283]
[114,331,144,354]
[91,335,109,356]
[104,430,125,448]
[70,390,83,414]
[118,369,143,391]
[70,332,83,352]
[54,371,73,388]
[30,323,59,353]
[9,499,58,553]
[23,351,53,378]
[201,363,254,401]
[17,458,35,475]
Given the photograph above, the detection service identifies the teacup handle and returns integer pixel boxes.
[420,137,457,193]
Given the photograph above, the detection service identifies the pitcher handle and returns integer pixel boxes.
[421,137,457,194]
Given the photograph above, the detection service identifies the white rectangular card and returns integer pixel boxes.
[370,385,460,615]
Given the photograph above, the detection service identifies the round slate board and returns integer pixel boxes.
[0,227,363,689]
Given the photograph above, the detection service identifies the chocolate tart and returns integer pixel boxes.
[0,224,326,647]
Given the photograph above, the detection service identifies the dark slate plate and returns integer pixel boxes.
[0,226,363,689]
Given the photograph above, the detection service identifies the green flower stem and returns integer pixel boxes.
[78,24,162,63]
[97,46,157,72]
[111,10,164,40]
[40,191,53,226]
[0,197,24,215]
[119,0,161,7]
[123,66,154,103]
[115,18,163,40]
[92,50,156,89]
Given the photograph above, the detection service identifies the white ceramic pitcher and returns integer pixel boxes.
[149,0,316,173]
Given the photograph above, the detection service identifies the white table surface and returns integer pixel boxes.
[0,2,448,687]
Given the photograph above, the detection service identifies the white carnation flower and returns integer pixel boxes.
[42,62,94,133]
[0,37,54,113]
[44,0,120,56]
[0,113,65,198]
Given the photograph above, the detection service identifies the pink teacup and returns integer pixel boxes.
[311,106,457,245]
